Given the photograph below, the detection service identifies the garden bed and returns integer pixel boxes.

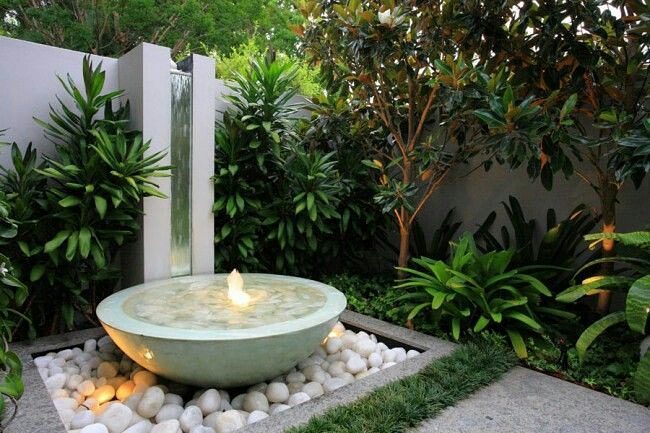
[7,311,455,433]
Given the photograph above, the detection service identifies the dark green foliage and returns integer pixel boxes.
[474,196,598,283]
[556,231,650,403]
[410,209,462,261]
[288,340,516,433]
[0,57,169,336]
[0,189,26,420]
[213,59,387,276]
[526,326,642,403]
[0,0,303,58]
[397,233,560,358]
[324,274,403,324]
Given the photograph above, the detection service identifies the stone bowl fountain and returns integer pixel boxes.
[96,272,347,387]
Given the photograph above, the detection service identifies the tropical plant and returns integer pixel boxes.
[474,196,598,283]
[299,1,498,271]
[0,57,169,334]
[556,231,650,404]
[214,58,387,276]
[1,0,303,58]
[472,0,650,312]
[0,191,27,425]
[397,233,559,358]
[410,209,462,262]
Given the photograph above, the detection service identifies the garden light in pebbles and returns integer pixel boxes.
[38,323,418,433]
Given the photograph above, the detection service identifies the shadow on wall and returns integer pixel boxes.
[418,159,650,241]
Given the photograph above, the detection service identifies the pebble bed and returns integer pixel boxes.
[37,322,419,433]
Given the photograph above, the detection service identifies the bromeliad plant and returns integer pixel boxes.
[397,233,558,358]
[556,231,650,404]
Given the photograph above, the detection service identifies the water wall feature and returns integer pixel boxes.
[170,70,193,276]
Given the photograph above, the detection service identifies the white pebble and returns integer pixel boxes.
[155,404,184,423]
[51,389,69,399]
[123,420,153,433]
[302,382,324,398]
[97,402,132,433]
[189,427,215,433]
[92,385,115,404]
[230,394,245,410]
[70,410,95,429]
[325,337,343,354]
[393,347,407,362]
[354,339,376,357]
[323,377,346,393]
[287,392,310,407]
[381,362,396,370]
[377,342,388,351]
[53,397,78,411]
[243,391,268,413]
[265,382,289,403]
[197,389,221,415]
[327,361,345,377]
[288,382,303,394]
[339,349,356,363]
[269,403,291,415]
[77,380,96,397]
[285,371,306,383]
[34,355,53,368]
[382,349,396,363]
[345,356,366,374]
[66,374,84,390]
[368,352,383,368]
[137,386,165,418]
[151,419,181,433]
[209,410,244,433]
[179,405,202,432]
[46,373,67,390]
[84,339,97,352]
[407,349,420,359]
[248,410,269,424]
[58,349,74,360]
[80,424,108,433]
[133,370,157,387]
[164,393,184,406]
[123,393,143,411]
[116,380,136,401]
[97,362,118,379]
[340,334,357,350]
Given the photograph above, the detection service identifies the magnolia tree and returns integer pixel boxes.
[298,0,510,269]
[473,0,649,312]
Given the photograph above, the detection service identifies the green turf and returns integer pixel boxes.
[287,340,517,433]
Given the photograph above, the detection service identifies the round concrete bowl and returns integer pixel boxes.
[96,274,347,387]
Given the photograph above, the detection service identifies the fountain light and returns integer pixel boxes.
[227,269,251,307]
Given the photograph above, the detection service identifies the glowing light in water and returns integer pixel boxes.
[227,269,250,307]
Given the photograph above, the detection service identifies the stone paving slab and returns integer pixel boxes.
[414,366,650,433]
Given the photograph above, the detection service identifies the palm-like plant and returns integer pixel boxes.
[556,231,650,404]
[397,233,558,358]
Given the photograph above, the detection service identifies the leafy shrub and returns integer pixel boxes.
[397,233,561,358]
[556,231,650,404]
[1,57,169,335]
[213,40,322,98]
[0,189,26,422]
[324,274,402,324]
[213,59,387,276]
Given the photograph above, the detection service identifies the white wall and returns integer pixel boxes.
[0,36,119,166]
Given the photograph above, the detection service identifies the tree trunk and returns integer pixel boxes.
[397,224,411,277]
[596,171,618,314]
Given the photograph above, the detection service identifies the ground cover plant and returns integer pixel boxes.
[556,231,650,403]
[287,339,516,433]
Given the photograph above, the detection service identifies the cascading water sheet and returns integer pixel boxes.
[170,71,192,276]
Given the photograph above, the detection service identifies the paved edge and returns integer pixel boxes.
[413,366,650,433]
[6,311,455,433]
